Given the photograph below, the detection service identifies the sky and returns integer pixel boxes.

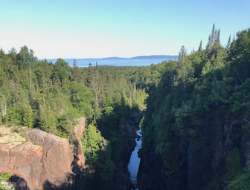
[0,0,250,59]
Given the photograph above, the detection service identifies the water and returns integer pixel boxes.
[128,129,142,190]
[45,56,178,67]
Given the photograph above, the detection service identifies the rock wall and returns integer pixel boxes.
[26,129,74,189]
[0,118,86,190]
[138,111,250,190]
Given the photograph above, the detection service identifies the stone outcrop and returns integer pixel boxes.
[26,129,74,189]
[0,126,12,135]
[0,118,86,190]
[0,133,26,143]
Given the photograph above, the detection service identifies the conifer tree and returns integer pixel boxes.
[226,35,231,51]
[215,29,221,45]
[206,35,212,51]
[198,40,203,51]
[177,46,193,89]
[211,24,216,46]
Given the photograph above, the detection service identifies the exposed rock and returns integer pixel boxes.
[0,133,26,143]
[0,119,86,190]
[0,125,12,135]
[9,142,43,190]
[73,118,85,167]
[130,111,143,129]
[26,129,74,189]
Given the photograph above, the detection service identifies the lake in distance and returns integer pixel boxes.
[45,55,178,67]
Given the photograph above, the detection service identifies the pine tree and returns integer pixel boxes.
[72,59,81,82]
[206,35,212,51]
[211,24,216,46]
[198,40,203,51]
[22,105,34,127]
[215,29,221,45]
[226,35,231,51]
[177,46,193,89]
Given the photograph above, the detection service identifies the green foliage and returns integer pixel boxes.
[39,105,57,133]
[228,173,250,190]
[201,60,212,76]
[177,46,194,88]
[6,105,24,125]
[54,58,71,82]
[0,172,11,182]
[0,66,5,84]
[141,27,250,180]
[225,148,242,180]
[22,105,34,127]
[56,115,73,138]
[70,81,94,117]
[0,172,14,190]
[81,123,114,180]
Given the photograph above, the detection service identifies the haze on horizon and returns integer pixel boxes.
[0,0,250,59]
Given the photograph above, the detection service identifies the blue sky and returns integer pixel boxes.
[0,0,249,59]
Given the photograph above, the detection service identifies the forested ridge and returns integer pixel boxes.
[140,25,250,190]
[0,46,167,188]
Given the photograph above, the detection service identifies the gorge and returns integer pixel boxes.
[1,26,250,190]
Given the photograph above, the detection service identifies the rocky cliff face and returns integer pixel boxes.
[0,118,85,190]
[138,111,250,190]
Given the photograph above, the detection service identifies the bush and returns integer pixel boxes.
[0,172,14,190]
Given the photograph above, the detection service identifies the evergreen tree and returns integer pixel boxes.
[211,23,216,46]
[226,35,231,51]
[198,40,203,51]
[177,46,193,89]
[206,35,212,51]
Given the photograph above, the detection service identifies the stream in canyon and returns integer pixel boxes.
[128,128,142,190]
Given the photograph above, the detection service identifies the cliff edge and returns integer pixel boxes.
[0,118,85,190]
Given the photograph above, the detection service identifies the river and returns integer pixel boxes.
[128,128,142,190]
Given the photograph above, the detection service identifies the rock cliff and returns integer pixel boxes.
[0,118,85,190]
[138,111,250,190]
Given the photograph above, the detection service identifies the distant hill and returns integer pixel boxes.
[101,57,122,60]
[101,55,178,60]
[131,55,178,59]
